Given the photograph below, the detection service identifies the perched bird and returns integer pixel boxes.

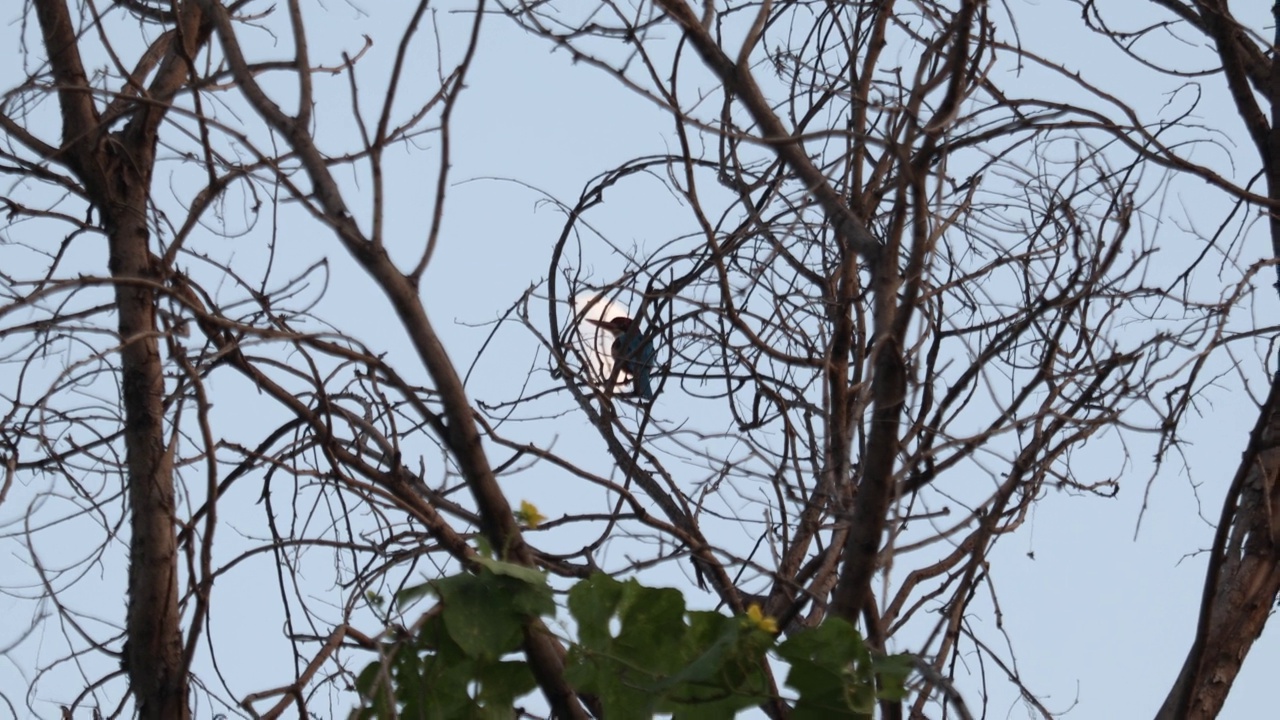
[588,316,656,399]
[570,293,630,382]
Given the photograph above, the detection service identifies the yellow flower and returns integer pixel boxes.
[746,603,778,634]
[516,500,547,529]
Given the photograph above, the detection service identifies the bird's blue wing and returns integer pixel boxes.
[620,331,656,399]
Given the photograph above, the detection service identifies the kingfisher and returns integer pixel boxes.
[587,316,656,399]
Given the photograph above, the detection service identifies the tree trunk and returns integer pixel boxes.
[112,208,187,720]
[1154,381,1280,720]
[32,1,198,716]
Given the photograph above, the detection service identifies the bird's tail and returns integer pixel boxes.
[636,372,655,400]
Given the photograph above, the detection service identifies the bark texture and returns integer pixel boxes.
[1155,382,1280,720]
[1152,3,1280,718]
[31,2,210,716]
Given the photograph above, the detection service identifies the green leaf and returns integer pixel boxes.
[670,701,741,720]
[563,645,599,691]
[774,619,912,720]
[790,699,871,720]
[781,657,845,702]
[393,652,423,700]
[776,617,866,669]
[475,660,538,708]
[433,573,523,661]
[413,611,453,653]
[565,643,656,720]
[598,680,657,720]
[395,581,433,609]
[614,582,686,671]
[660,612,740,692]
[505,577,556,619]
[354,659,393,712]
[474,554,548,586]
[568,575,779,717]
[661,610,768,712]
[365,572,909,720]
[849,680,877,714]
[415,652,474,718]
[568,574,625,649]
[872,653,915,701]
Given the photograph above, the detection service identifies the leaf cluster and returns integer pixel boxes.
[353,557,552,720]
[353,561,911,719]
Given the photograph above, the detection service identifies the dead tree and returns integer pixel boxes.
[2,0,1276,717]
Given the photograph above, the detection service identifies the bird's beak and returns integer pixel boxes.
[586,318,608,327]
